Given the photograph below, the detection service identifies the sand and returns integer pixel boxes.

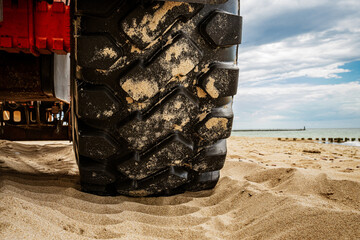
[0,137,359,239]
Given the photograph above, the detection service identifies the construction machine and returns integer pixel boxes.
[0,0,242,196]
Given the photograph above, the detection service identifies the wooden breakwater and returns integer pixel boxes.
[277,137,360,142]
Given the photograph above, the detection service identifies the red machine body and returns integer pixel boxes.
[0,0,70,55]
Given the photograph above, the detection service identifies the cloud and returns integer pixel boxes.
[232,0,360,129]
[241,0,360,45]
[238,0,360,85]
[238,28,360,85]
[233,82,360,129]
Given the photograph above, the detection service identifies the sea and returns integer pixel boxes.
[231,128,360,147]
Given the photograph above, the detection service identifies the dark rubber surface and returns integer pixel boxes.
[72,0,242,196]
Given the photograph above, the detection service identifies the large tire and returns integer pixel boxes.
[71,0,242,196]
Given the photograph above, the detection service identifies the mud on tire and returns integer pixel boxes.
[71,0,242,196]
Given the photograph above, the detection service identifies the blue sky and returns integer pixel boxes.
[233,0,360,129]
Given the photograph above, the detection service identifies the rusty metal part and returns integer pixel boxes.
[0,124,69,140]
[0,51,55,101]
[0,51,70,102]
[0,0,3,22]
[0,101,71,140]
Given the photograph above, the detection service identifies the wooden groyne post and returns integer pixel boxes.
[274,137,360,142]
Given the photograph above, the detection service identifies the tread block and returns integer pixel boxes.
[119,87,199,151]
[186,171,220,191]
[117,167,188,196]
[77,35,122,69]
[76,0,121,16]
[81,182,116,196]
[78,62,126,84]
[200,11,242,47]
[121,2,202,49]
[117,133,193,180]
[198,116,233,144]
[120,35,202,102]
[200,63,239,98]
[197,170,220,182]
[79,160,117,185]
[197,102,233,145]
[78,132,119,160]
[77,15,113,35]
[76,85,120,120]
[192,139,226,172]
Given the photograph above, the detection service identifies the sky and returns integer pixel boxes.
[233,0,360,129]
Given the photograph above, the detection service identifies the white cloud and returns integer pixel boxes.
[242,0,329,24]
[241,0,360,42]
[238,0,360,85]
[233,82,360,129]
[232,0,360,129]
[238,29,360,85]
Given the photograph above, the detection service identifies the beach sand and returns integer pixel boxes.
[0,137,359,239]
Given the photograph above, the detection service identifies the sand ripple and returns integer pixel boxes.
[1,138,360,239]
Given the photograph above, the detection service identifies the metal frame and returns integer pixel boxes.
[0,101,70,140]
